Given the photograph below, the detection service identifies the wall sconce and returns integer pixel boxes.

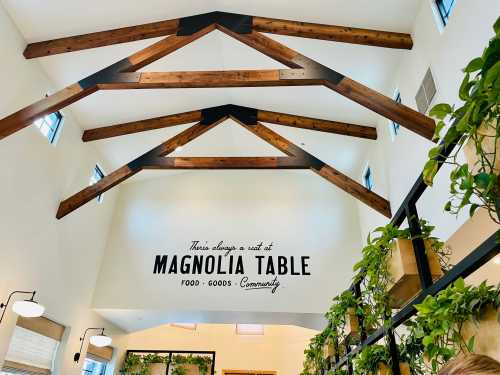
[0,291,45,324]
[74,328,112,363]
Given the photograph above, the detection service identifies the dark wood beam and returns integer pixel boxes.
[257,110,377,140]
[95,70,318,89]
[218,28,434,141]
[23,19,180,59]
[143,156,309,169]
[0,84,96,141]
[252,16,413,49]
[0,27,214,141]
[23,12,412,60]
[235,118,391,218]
[325,78,435,140]
[82,110,202,142]
[56,119,224,219]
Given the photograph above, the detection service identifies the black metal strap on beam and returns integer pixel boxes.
[200,104,258,125]
[177,11,252,36]
[279,55,345,85]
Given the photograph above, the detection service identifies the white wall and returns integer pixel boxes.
[119,323,316,375]
[356,0,500,241]
[93,170,362,319]
[0,4,125,374]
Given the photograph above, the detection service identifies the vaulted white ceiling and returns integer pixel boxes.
[2,0,421,183]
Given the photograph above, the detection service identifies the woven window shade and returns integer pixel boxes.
[86,344,113,363]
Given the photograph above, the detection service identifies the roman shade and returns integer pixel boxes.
[1,317,65,375]
[86,344,114,363]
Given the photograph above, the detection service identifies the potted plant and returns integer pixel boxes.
[423,17,500,224]
[353,344,410,375]
[410,278,500,374]
[326,291,366,343]
[302,329,330,375]
[120,353,148,375]
[353,220,448,314]
[143,354,169,375]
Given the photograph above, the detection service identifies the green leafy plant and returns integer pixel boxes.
[327,368,348,375]
[326,290,366,341]
[410,278,500,374]
[301,329,330,375]
[120,353,212,375]
[353,221,449,329]
[353,344,391,375]
[423,17,500,224]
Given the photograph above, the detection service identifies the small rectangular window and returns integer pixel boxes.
[435,0,456,26]
[89,165,105,203]
[390,91,402,137]
[363,166,374,191]
[34,111,63,144]
[82,358,106,375]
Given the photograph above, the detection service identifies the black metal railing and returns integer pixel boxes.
[125,350,216,375]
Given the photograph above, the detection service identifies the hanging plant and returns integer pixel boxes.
[423,17,500,224]
[326,290,367,342]
[353,344,391,375]
[353,220,449,327]
[409,278,500,374]
[301,329,331,375]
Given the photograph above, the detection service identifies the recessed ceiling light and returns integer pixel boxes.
[175,146,183,152]
[493,255,500,265]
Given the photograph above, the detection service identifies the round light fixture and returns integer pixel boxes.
[89,333,112,347]
[494,255,500,265]
[175,146,183,152]
[12,300,45,318]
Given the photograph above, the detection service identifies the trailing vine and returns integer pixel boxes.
[423,17,500,224]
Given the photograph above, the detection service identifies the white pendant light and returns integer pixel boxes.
[12,300,45,318]
[89,333,112,347]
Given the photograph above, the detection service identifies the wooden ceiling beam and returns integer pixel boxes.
[218,28,435,140]
[143,156,310,169]
[252,16,413,49]
[95,70,317,89]
[235,118,391,218]
[82,105,377,142]
[23,19,180,59]
[0,27,213,141]
[257,110,377,140]
[23,12,413,59]
[56,119,224,219]
[82,110,202,142]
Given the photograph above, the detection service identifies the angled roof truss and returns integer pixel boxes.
[0,11,438,220]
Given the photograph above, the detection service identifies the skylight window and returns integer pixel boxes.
[34,111,63,144]
[236,324,264,335]
[89,165,105,203]
[363,166,374,191]
[435,0,456,26]
[390,91,402,138]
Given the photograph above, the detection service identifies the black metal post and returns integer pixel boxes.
[406,203,433,289]
[387,327,401,375]
[211,352,216,375]
[166,352,172,375]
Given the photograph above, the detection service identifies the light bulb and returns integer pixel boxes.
[175,146,183,152]
[493,255,500,265]
[89,334,112,347]
[12,300,45,318]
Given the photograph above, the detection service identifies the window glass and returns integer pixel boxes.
[82,358,107,375]
[436,0,456,26]
[391,91,402,137]
[89,165,105,203]
[363,166,374,191]
[34,111,63,143]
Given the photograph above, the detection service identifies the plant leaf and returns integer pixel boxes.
[464,58,484,73]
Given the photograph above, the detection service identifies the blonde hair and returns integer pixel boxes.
[439,355,500,375]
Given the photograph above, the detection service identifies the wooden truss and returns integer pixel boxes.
[0,11,437,219]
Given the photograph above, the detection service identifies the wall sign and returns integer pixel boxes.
[153,241,311,294]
